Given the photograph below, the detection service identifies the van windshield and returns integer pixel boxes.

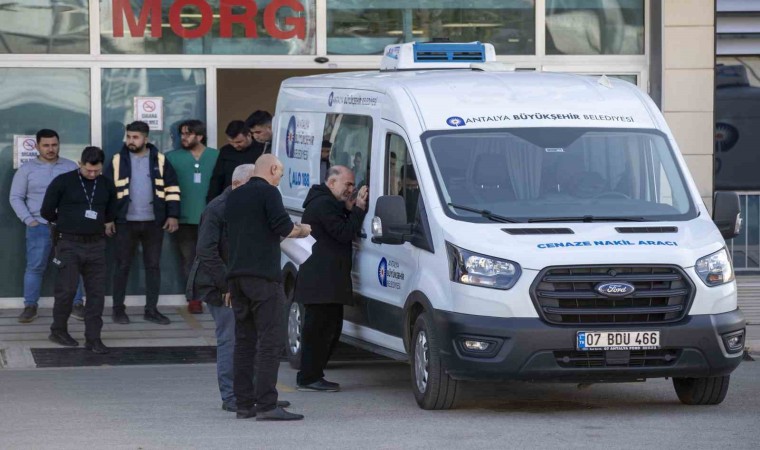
[423,128,698,223]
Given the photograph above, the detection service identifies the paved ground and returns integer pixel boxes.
[1,358,758,449]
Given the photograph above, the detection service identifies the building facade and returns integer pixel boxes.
[0,0,716,303]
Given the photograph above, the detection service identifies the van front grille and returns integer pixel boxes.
[554,349,681,368]
[530,265,694,325]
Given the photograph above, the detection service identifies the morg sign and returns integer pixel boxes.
[112,0,307,40]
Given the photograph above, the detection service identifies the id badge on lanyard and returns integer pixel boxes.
[194,163,201,184]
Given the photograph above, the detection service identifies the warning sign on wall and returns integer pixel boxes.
[134,96,164,131]
[13,135,38,169]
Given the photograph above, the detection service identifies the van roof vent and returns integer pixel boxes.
[381,41,496,71]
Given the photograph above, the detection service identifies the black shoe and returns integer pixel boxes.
[71,303,85,321]
[112,309,130,324]
[256,406,304,421]
[18,306,38,323]
[236,408,256,419]
[48,331,79,347]
[222,403,237,413]
[297,379,340,392]
[144,308,170,325]
[85,339,110,354]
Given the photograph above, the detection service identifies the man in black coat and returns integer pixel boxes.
[295,165,368,392]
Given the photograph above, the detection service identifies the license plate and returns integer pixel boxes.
[577,331,660,351]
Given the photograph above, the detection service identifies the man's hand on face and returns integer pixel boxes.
[355,186,369,211]
[163,218,179,233]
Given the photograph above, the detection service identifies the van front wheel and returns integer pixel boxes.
[411,313,458,410]
[673,375,730,405]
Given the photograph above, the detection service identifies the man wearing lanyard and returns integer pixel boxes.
[41,146,117,353]
[166,120,219,314]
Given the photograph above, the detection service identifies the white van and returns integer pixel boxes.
[274,42,746,410]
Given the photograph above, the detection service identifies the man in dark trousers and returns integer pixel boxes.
[107,121,180,325]
[207,120,269,202]
[295,165,368,392]
[226,154,311,421]
[42,146,116,353]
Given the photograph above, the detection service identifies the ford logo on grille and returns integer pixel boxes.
[596,282,635,297]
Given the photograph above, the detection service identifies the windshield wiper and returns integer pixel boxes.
[528,216,647,223]
[447,203,521,223]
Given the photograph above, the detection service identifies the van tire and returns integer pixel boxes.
[673,375,730,405]
[285,287,303,370]
[411,312,458,410]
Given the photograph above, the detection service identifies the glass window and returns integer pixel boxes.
[0,68,90,296]
[101,0,316,55]
[101,68,207,157]
[546,0,644,55]
[715,57,760,191]
[424,128,697,223]
[0,1,89,54]
[385,133,419,223]
[327,0,535,55]
[324,113,372,186]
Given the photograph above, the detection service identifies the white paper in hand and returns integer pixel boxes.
[280,235,315,266]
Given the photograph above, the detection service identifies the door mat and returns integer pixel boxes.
[31,343,386,368]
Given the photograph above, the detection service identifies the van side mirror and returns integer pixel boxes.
[713,191,742,240]
[371,195,412,245]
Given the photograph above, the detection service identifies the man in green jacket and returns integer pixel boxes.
[166,120,218,314]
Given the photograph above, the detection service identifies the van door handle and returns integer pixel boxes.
[358,231,368,239]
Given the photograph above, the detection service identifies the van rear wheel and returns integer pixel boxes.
[673,375,730,405]
[285,290,303,370]
[411,312,458,410]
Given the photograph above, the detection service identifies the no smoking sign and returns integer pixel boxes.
[134,96,164,130]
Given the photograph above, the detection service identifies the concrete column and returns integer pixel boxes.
[661,0,715,210]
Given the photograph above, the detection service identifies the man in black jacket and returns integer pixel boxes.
[42,146,117,353]
[106,121,180,325]
[187,163,255,412]
[207,120,269,202]
[295,166,368,392]
[226,154,311,421]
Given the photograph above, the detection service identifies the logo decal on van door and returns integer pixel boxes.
[446,116,466,127]
[328,92,334,106]
[378,257,405,289]
[378,258,388,287]
[285,116,296,158]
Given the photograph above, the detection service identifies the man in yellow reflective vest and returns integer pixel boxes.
[105,121,181,325]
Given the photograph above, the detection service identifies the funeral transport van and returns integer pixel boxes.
[273,42,746,410]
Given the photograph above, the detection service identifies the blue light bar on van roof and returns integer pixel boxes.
[413,42,487,63]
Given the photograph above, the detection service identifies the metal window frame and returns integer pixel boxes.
[0,0,652,149]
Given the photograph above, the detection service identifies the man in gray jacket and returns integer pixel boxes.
[187,164,255,412]
[10,129,84,323]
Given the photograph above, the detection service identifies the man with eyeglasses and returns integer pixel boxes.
[167,120,219,314]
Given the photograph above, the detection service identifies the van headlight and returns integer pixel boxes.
[695,248,734,286]
[447,243,521,290]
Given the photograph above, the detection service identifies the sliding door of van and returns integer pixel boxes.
[351,121,419,354]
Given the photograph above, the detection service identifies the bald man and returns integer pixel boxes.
[225,154,311,421]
